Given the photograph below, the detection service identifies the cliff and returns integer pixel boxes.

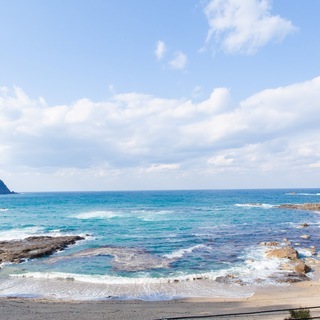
[0,179,16,194]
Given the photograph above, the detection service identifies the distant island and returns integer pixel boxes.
[0,179,16,194]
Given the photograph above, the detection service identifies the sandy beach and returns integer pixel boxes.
[1,276,320,320]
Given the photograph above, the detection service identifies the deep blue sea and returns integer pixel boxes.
[0,189,320,300]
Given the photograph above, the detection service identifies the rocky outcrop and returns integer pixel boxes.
[294,260,311,274]
[264,244,312,284]
[266,246,299,260]
[277,203,320,211]
[0,179,16,194]
[259,241,280,247]
[0,235,84,264]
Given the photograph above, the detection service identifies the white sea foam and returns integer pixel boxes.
[0,208,9,211]
[296,248,313,258]
[133,210,175,221]
[0,226,43,241]
[3,244,291,301]
[235,203,274,209]
[4,271,254,301]
[131,210,174,215]
[10,244,287,288]
[232,246,289,286]
[286,192,320,196]
[73,210,120,220]
[163,244,210,259]
[10,270,238,285]
[0,226,89,242]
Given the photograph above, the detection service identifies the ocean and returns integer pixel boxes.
[0,189,319,301]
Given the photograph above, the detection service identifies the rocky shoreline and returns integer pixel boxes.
[0,235,84,264]
[259,202,320,283]
[217,203,320,286]
[262,242,314,282]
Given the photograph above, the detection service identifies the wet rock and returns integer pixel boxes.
[266,246,299,260]
[281,272,309,283]
[300,235,311,240]
[0,235,84,263]
[280,259,311,274]
[294,260,311,274]
[259,241,280,246]
[300,223,309,228]
[277,203,320,211]
[192,276,205,281]
[215,274,242,285]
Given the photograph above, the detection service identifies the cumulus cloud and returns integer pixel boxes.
[1,76,320,190]
[204,0,297,54]
[155,40,167,60]
[169,51,187,70]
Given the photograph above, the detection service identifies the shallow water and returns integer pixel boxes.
[0,189,319,300]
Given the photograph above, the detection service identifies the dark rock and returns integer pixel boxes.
[0,179,16,195]
[294,260,311,274]
[281,259,312,275]
[280,272,309,283]
[0,235,84,263]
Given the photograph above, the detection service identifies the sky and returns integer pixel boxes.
[0,0,320,192]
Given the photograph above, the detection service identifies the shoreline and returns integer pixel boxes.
[1,272,320,320]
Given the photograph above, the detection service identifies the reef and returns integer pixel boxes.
[0,235,84,264]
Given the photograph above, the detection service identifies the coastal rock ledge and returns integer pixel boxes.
[277,203,320,211]
[0,235,84,264]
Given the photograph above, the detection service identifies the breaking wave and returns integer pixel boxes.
[163,244,211,259]
[73,211,121,220]
[235,203,274,209]
[286,192,320,196]
[0,226,44,241]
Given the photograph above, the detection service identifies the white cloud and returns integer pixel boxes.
[155,40,167,60]
[144,163,180,173]
[208,154,234,167]
[204,0,297,54]
[169,51,187,70]
[1,76,320,190]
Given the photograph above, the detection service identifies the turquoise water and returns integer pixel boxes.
[0,189,319,300]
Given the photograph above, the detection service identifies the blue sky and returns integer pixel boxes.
[1,0,320,191]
